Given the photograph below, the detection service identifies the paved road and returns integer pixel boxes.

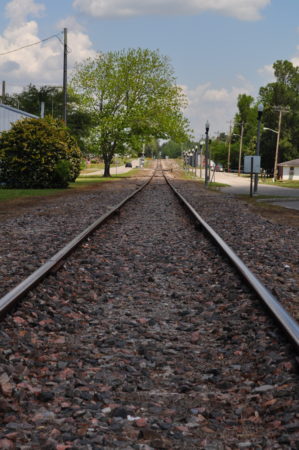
[211,172,299,211]
[81,159,141,176]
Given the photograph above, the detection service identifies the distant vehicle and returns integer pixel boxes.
[215,163,224,172]
[125,162,132,167]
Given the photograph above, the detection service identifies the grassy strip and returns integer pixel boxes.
[80,161,128,174]
[260,179,299,189]
[0,188,66,201]
[181,170,229,188]
[0,169,141,202]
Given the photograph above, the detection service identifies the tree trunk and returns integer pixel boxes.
[103,144,116,177]
[103,159,111,177]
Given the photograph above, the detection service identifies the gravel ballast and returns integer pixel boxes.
[0,166,298,449]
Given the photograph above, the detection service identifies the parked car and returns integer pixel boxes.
[125,162,132,168]
[215,163,224,172]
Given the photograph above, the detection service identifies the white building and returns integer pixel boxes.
[277,158,299,181]
[0,103,38,133]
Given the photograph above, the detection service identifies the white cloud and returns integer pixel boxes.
[5,0,45,25]
[0,0,96,94]
[58,17,97,70]
[290,29,299,68]
[291,56,299,68]
[291,44,299,68]
[257,64,275,82]
[181,77,255,137]
[203,88,230,102]
[73,0,271,21]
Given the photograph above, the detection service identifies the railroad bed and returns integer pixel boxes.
[0,167,298,449]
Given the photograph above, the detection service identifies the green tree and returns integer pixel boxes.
[210,136,229,168]
[160,140,183,158]
[259,60,299,172]
[71,48,191,176]
[7,84,63,117]
[4,84,94,155]
[0,117,81,188]
[144,138,160,158]
[231,94,258,170]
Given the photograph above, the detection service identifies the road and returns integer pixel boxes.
[210,171,299,211]
[81,159,141,176]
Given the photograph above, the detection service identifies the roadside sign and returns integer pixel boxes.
[244,156,261,174]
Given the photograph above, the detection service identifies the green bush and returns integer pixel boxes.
[0,116,82,188]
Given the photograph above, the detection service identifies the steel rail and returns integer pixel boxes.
[0,171,155,318]
[163,172,299,351]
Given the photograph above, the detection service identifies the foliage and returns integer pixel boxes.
[0,116,81,188]
[71,48,191,176]
[160,140,183,158]
[230,60,299,173]
[210,138,228,167]
[4,84,94,155]
[258,60,299,172]
[144,138,160,158]
[233,94,257,153]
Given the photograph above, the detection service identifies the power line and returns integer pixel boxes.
[0,32,64,57]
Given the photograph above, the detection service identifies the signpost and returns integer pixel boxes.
[244,156,261,197]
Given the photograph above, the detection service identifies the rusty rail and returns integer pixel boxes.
[164,173,299,351]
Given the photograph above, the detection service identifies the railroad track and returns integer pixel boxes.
[1,162,298,350]
[0,161,298,448]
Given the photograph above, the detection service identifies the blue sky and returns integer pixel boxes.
[0,0,299,137]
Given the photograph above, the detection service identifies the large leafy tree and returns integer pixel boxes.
[5,84,66,119]
[210,135,230,168]
[71,48,191,176]
[210,94,258,171]
[259,60,299,172]
[144,138,160,158]
[4,84,93,154]
[233,94,257,151]
[161,140,184,159]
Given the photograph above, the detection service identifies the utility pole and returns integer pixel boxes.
[63,28,67,124]
[2,81,6,104]
[254,103,264,193]
[272,106,289,181]
[237,122,244,176]
[205,121,210,187]
[227,121,233,172]
[40,101,45,118]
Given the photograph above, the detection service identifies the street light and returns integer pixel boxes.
[187,149,192,172]
[189,148,195,174]
[184,149,193,172]
[182,150,188,170]
[194,145,198,176]
[227,121,233,172]
[254,103,263,193]
[205,121,210,187]
[263,127,278,133]
[199,139,204,178]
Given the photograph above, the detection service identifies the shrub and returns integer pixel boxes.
[0,116,82,188]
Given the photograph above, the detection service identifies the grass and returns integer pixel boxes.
[80,160,129,174]
[208,181,230,189]
[0,187,66,201]
[80,167,103,174]
[0,168,141,202]
[181,170,229,188]
[260,179,299,189]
